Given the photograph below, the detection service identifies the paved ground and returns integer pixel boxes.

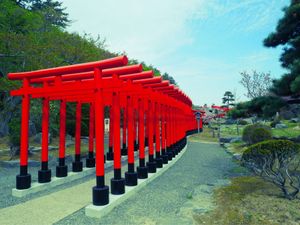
[0,139,241,225]
[56,141,240,225]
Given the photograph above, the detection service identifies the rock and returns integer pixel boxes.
[29,146,41,152]
[241,118,253,124]
[33,132,52,144]
[291,135,300,143]
[225,119,236,125]
[219,137,236,143]
[275,123,288,129]
[233,153,242,161]
[48,146,58,151]
[66,134,72,141]
[0,121,9,137]
[28,120,36,137]
[1,159,40,168]
[290,118,300,123]
[81,138,89,144]
[230,137,242,143]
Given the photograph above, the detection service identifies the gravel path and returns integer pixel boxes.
[0,135,112,209]
[55,141,240,225]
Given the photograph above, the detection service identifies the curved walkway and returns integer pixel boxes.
[56,140,238,225]
[0,139,239,225]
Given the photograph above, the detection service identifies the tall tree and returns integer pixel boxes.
[240,71,272,99]
[222,91,235,108]
[162,72,177,85]
[16,0,70,28]
[264,0,300,95]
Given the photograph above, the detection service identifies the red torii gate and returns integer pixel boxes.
[8,55,198,206]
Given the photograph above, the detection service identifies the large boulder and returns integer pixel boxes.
[275,123,288,129]
[290,118,300,123]
[219,137,235,143]
[230,137,242,143]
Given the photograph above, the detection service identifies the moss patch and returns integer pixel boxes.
[194,176,300,225]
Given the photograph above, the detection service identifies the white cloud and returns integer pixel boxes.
[62,0,288,106]
[63,0,207,64]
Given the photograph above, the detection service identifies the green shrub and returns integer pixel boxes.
[242,140,300,200]
[242,124,272,145]
[8,117,20,147]
[238,119,248,125]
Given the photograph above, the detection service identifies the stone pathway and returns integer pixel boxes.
[0,140,239,225]
[56,141,238,225]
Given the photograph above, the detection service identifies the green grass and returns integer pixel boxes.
[272,120,300,138]
[226,141,247,155]
[220,124,245,138]
[189,128,218,143]
[194,176,300,225]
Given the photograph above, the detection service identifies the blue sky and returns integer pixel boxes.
[63,0,289,106]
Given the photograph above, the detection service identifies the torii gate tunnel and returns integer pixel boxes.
[8,55,199,206]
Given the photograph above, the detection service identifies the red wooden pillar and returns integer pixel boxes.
[86,102,96,167]
[145,112,149,147]
[16,78,31,189]
[161,104,168,164]
[72,101,83,172]
[38,97,51,183]
[121,107,127,156]
[134,110,138,151]
[146,100,157,173]
[106,107,114,160]
[125,95,138,186]
[173,108,179,155]
[93,68,109,206]
[111,91,125,194]
[166,106,173,160]
[137,98,148,179]
[154,102,163,166]
[56,99,68,177]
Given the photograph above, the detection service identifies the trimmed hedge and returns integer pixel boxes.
[242,123,272,145]
[242,140,300,199]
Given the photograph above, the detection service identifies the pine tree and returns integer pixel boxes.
[264,0,300,95]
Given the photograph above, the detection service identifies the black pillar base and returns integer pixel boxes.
[125,172,138,186]
[155,157,163,168]
[167,152,173,160]
[172,151,176,157]
[38,169,51,183]
[174,147,179,155]
[56,165,68,177]
[111,178,125,195]
[134,142,139,151]
[72,161,83,172]
[16,174,31,189]
[86,157,95,168]
[162,154,169,164]
[146,161,157,173]
[93,185,109,206]
[121,147,127,156]
[106,151,114,161]
[137,166,148,179]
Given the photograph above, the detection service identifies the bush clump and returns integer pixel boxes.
[242,123,272,145]
[238,119,248,125]
[242,140,300,200]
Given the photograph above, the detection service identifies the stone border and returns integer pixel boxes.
[12,152,140,198]
[85,143,188,219]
